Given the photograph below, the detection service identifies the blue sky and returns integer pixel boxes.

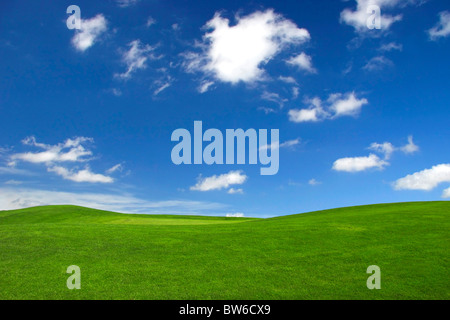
[0,0,449,217]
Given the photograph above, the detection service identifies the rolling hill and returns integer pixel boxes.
[0,202,448,299]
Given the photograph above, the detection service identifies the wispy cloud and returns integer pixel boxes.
[227,188,244,194]
[7,137,115,184]
[106,163,123,174]
[428,11,450,40]
[0,188,227,215]
[278,76,298,84]
[198,80,214,93]
[379,42,403,51]
[115,40,158,79]
[4,180,22,185]
[259,138,300,151]
[363,56,394,71]
[116,0,140,8]
[146,16,156,27]
[10,136,93,164]
[308,178,322,186]
[261,91,287,108]
[153,76,173,96]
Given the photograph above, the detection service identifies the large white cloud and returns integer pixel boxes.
[393,164,450,191]
[288,92,368,123]
[71,14,107,52]
[332,154,388,172]
[183,9,310,84]
[428,11,450,40]
[190,170,248,192]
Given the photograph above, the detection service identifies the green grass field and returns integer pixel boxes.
[0,202,448,300]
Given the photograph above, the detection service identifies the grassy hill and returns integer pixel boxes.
[0,202,448,299]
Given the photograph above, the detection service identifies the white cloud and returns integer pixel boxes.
[7,137,119,184]
[71,14,107,52]
[400,135,419,154]
[226,212,245,217]
[379,42,403,51]
[106,163,123,174]
[258,106,277,114]
[308,178,322,186]
[278,76,298,84]
[153,82,171,96]
[111,88,122,96]
[0,188,227,215]
[259,138,300,151]
[261,91,287,108]
[184,9,310,84]
[333,154,388,172]
[328,92,369,117]
[11,136,93,164]
[198,80,214,93]
[428,11,450,40]
[369,142,396,159]
[191,170,247,192]
[289,92,368,123]
[4,180,22,185]
[48,166,113,184]
[442,187,450,198]
[340,0,405,33]
[286,52,316,73]
[363,56,394,71]
[393,164,450,191]
[146,16,156,27]
[0,166,31,176]
[227,188,244,194]
[334,136,419,173]
[292,87,300,99]
[288,106,323,122]
[115,40,158,79]
[369,136,419,159]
